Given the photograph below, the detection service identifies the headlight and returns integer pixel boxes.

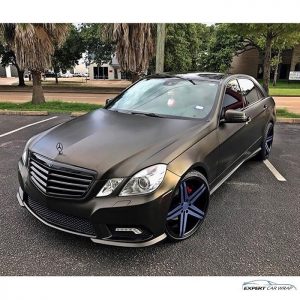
[96,178,124,197]
[120,164,166,196]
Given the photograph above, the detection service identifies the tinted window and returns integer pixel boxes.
[256,87,264,99]
[108,78,219,119]
[222,79,243,113]
[238,78,260,106]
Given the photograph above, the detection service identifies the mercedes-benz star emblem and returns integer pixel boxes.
[56,142,63,155]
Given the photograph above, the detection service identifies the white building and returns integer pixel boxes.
[1,53,126,80]
[87,54,123,80]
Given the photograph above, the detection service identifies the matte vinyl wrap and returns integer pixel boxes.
[19,73,276,244]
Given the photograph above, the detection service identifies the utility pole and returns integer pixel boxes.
[155,23,166,74]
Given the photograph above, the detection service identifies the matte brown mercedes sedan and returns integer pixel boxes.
[17,73,276,247]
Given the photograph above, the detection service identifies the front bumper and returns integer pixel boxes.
[18,160,179,247]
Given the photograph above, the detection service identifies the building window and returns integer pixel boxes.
[257,65,263,79]
[114,69,118,79]
[93,66,108,79]
[279,64,291,79]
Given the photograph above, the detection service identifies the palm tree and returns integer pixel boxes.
[0,23,70,104]
[104,23,155,82]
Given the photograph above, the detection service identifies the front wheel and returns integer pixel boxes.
[256,122,274,161]
[165,171,209,241]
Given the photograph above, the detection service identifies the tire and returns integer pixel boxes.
[165,171,210,241]
[256,122,274,161]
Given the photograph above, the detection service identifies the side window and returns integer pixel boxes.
[238,78,260,106]
[222,79,244,114]
[256,87,264,100]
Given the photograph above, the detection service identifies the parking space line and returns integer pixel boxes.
[263,159,287,182]
[0,116,57,138]
[226,181,259,186]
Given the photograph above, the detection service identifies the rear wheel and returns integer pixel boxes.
[256,122,274,160]
[166,171,209,241]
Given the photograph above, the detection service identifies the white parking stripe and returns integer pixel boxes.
[263,159,287,182]
[0,116,57,138]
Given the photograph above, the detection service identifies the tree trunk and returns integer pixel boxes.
[263,36,273,94]
[15,64,26,87]
[12,54,26,87]
[155,23,166,73]
[272,50,281,87]
[131,73,140,83]
[18,70,26,87]
[32,71,46,104]
[55,73,59,84]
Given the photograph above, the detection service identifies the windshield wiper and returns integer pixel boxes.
[130,111,164,118]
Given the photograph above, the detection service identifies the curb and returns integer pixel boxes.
[277,118,300,124]
[0,87,123,94]
[0,110,48,116]
[272,95,300,97]
[0,110,88,116]
[70,112,88,117]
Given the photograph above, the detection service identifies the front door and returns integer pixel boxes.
[216,79,249,177]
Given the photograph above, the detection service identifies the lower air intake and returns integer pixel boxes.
[27,196,96,236]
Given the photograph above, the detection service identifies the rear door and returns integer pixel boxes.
[237,77,268,153]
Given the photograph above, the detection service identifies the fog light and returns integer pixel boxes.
[115,227,142,235]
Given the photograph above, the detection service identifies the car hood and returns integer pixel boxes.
[31,109,208,179]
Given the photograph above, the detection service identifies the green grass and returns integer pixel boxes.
[0,101,102,113]
[0,100,299,118]
[270,88,300,96]
[276,108,300,118]
[263,80,300,96]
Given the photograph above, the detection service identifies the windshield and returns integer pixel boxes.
[107,77,219,119]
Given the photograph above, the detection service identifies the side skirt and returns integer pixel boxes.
[210,147,261,195]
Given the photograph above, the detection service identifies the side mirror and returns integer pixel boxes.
[105,98,113,105]
[224,109,250,123]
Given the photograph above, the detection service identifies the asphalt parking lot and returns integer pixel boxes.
[0,114,299,276]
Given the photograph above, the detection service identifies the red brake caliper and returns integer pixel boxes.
[186,186,193,195]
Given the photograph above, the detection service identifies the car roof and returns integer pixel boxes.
[147,72,232,82]
[145,72,267,92]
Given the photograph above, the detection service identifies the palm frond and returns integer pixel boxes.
[0,23,70,71]
[104,23,154,76]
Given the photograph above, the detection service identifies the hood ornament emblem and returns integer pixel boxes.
[56,142,63,155]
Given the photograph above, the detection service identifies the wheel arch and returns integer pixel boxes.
[179,162,209,182]
[168,162,210,202]
[190,164,208,180]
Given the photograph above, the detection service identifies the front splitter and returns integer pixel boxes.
[17,188,167,248]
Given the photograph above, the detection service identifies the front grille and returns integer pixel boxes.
[27,196,96,236]
[29,152,96,198]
